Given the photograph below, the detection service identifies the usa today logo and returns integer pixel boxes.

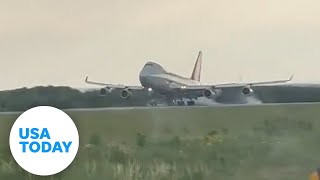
[9,106,79,176]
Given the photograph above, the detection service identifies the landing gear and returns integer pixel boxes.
[166,96,195,106]
[149,99,158,106]
[166,98,176,106]
[187,101,195,106]
[177,100,185,106]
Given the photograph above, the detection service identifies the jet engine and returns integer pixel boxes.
[100,88,112,96]
[241,86,254,96]
[120,89,131,99]
[203,89,216,99]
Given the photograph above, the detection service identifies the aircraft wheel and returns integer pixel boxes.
[165,99,175,106]
[187,101,195,106]
[150,100,157,106]
[177,101,185,106]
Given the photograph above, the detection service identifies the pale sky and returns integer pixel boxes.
[0,0,320,90]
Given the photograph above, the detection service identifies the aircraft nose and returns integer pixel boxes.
[139,74,148,87]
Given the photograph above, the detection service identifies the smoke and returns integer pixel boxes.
[194,95,263,106]
[245,95,263,104]
[194,97,220,106]
[151,94,263,107]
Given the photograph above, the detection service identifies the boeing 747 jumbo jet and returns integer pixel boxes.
[85,51,293,106]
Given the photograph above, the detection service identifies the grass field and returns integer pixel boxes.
[0,103,320,179]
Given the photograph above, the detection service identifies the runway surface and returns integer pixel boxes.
[62,101,320,112]
[0,101,319,114]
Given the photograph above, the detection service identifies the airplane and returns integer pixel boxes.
[85,51,294,106]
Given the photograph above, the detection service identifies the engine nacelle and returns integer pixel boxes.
[241,86,254,96]
[100,88,112,96]
[120,89,131,99]
[203,89,216,99]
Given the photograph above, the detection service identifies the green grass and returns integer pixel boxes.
[1,104,320,179]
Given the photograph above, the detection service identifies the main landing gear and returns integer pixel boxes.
[149,100,158,106]
[177,100,185,106]
[176,100,195,106]
[187,100,195,106]
[167,97,196,106]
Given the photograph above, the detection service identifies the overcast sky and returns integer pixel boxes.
[0,0,320,90]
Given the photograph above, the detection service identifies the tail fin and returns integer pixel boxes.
[190,51,202,82]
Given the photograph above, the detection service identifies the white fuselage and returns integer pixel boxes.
[139,62,200,96]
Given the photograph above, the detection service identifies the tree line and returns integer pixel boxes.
[0,85,320,112]
[0,86,153,112]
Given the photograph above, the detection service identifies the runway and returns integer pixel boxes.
[62,101,320,112]
[0,101,319,115]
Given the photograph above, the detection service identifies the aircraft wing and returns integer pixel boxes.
[85,76,144,90]
[214,74,294,88]
[169,75,294,91]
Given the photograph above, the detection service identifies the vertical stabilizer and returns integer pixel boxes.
[190,51,202,82]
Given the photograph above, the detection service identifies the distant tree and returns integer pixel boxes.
[0,86,155,111]
[0,84,319,112]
